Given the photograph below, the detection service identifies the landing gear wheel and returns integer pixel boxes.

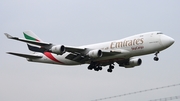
[107,64,114,73]
[98,66,102,70]
[154,57,159,61]
[107,69,112,73]
[88,66,93,70]
[154,51,160,61]
[110,65,114,69]
[94,68,99,71]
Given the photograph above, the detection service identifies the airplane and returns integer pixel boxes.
[4,31,174,72]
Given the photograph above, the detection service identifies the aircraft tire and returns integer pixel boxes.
[98,66,102,70]
[107,69,112,73]
[94,67,99,71]
[154,57,159,61]
[88,65,93,70]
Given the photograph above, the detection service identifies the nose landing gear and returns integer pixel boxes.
[154,51,159,61]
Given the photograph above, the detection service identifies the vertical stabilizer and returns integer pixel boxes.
[23,30,42,42]
[23,30,44,53]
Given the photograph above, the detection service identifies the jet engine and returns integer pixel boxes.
[50,45,66,55]
[87,49,103,58]
[124,58,142,68]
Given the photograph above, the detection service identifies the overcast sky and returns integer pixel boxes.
[1,0,180,101]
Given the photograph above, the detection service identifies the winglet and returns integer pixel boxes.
[4,33,13,39]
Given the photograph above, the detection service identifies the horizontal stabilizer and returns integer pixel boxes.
[7,52,42,59]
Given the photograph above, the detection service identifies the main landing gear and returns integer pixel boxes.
[87,62,114,73]
[87,62,102,71]
[154,51,159,61]
[107,64,114,73]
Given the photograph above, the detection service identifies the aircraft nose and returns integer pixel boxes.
[161,35,175,48]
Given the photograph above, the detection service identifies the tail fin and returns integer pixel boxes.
[23,30,42,42]
[23,30,45,53]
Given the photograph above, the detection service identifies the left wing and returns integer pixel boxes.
[7,52,42,59]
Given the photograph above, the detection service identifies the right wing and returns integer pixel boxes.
[4,33,51,47]
[4,33,87,53]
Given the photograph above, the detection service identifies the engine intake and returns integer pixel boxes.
[50,45,65,55]
[87,49,102,58]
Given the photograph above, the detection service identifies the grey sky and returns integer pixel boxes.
[1,0,180,101]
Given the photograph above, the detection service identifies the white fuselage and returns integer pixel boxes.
[28,31,174,65]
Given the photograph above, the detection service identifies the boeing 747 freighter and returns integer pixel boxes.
[5,31,174,72]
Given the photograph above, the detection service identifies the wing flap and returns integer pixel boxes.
[7,52,42,59]
[65,53,89,63]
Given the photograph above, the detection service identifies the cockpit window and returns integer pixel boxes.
[157,32,163,34]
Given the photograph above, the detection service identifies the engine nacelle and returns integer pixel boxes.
[124,58,142,68]
[50,45,66,55]
[87,49,103,58]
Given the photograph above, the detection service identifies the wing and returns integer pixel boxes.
[7,52,42,59]
[4,33,51,47]
[4,33,85,52]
